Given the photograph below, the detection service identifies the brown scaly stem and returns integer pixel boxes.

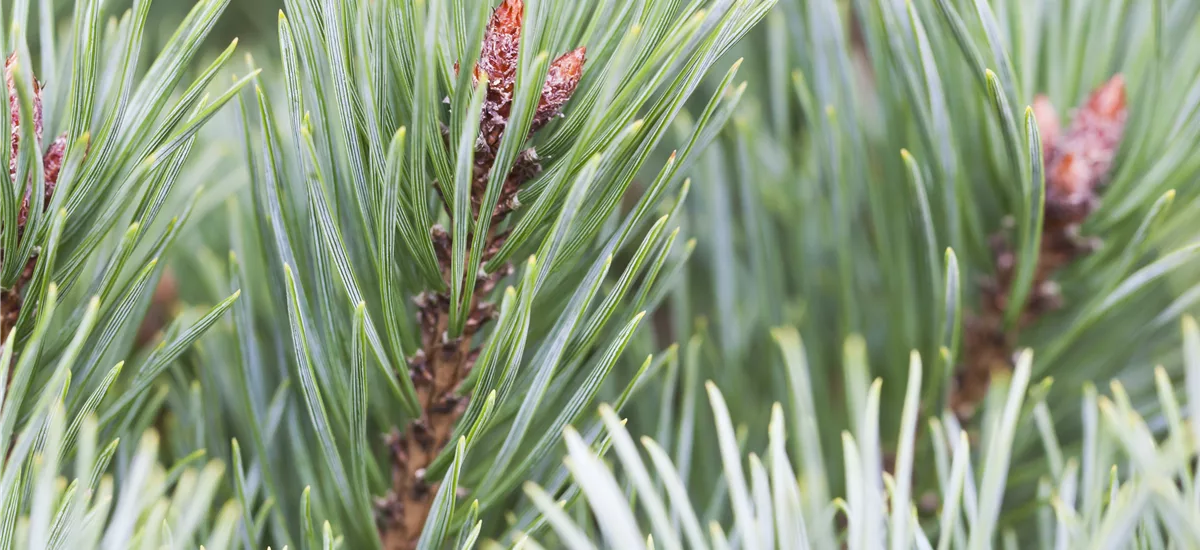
[135,268,181,348]
[951,76,1128,420]
[2,52,68,379]
[374,1,585,547]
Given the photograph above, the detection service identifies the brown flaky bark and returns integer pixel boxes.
[951,76,1128,419]
[2,52,69,348]
[374,1,585,547]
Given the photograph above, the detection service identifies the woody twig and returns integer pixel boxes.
[374,2,585,547]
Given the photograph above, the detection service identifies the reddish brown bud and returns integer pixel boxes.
[1043,75,1128,226]
[42,133,67,186]
[532,47,586,131]
[454,1,585,227]
[7,52,45,183]
[477,0,524,97]
[6,53,60,229]
[1086,75,1127,119]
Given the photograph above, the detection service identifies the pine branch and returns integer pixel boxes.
[375,2,587,546]
[1,52,68,346]
[953,76,1129,419]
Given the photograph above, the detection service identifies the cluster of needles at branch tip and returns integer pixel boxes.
[952,75,1128,420]
[1,53,68,346]
[375,1,585,547]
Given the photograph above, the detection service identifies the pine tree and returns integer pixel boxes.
[6,0,1200,548]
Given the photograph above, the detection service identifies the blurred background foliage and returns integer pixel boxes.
[63,0,281,51]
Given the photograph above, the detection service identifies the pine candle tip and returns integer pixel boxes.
[1089,75,1127,118]
[498,0,523,17]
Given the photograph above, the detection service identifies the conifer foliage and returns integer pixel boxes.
[6,0,1200,548]
[225,0,771,546]
[382,0,589,545]
[1,52,66,341]
[0,0,252,546]
[954,75,1130,419]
